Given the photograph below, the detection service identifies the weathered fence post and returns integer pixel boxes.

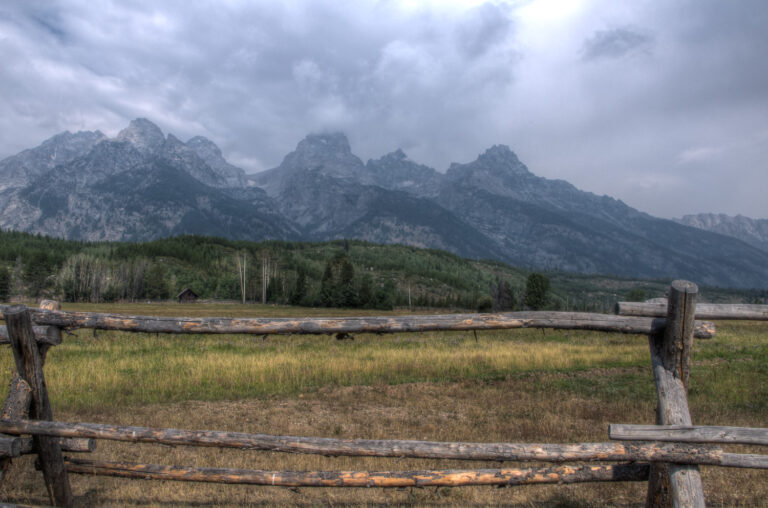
[646,281,705,508]
[0,373,30,484]
[4,305,73,507]
[38,300,63,364]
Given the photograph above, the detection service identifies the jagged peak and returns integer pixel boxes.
[295,132,351,154]
[186,136,223,158]
[387,148,408,160]
[40,129,105,146]
[165,133,183,144]
[116,118,165,155]
[478,144,521,163]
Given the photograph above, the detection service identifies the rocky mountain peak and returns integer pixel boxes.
[446,144,531,186]
[186,136,222,160]
[186,136,247,188]
[476,145,527,173]
[295,132,352,156]
[675,213,768,252]
[387,148,408,161]
[0,129,107,191]
[116,118,165,155]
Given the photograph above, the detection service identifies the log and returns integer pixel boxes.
[0,435,21,458]
[20,437,97,455]
[37,301,63,364]
[1,372,32,485]
[720,453,768,469]
[1,305,716,338]
[646,281,704,508]
[0,419,752,467]
[617,301,768,320]
[610,424,768,446]
[4,306,73,507]
[0,325,63,346]
[63,458,650,487]
[2,372,32,420]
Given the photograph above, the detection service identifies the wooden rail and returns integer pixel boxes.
[61,459,650,487]
[616,301,768,320]
[0,306,717,339]
[1,418,755,467]
[610,424,768,446]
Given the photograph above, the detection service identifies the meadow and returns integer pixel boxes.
[1,302,766,506]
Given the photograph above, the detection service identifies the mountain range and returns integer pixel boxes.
[1,118,766,288]
[674,213,768,253]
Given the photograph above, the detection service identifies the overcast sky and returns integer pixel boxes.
[2,0,767,219]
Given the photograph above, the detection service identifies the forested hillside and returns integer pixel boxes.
[0,230,764,310]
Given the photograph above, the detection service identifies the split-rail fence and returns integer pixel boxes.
[0,280,767,507]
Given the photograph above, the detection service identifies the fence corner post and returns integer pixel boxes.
[4,305,73,507]
[646,280,705,508]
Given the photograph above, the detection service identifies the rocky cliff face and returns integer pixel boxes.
[0,119,294,242]
[675,213,768,253]
[1,119,767,288]
[0,130,106,191]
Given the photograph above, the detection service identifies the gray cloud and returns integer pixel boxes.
[0,0,767,219]
[582,27,653,60]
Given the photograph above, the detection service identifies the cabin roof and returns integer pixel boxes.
[176,288,199,298]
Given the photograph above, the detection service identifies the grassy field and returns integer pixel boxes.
[1,302,766,506]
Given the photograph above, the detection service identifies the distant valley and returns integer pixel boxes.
[1,118,767,289]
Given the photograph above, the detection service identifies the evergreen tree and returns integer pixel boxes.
[24,251,54,298]
[0,266,10,302]
[358,273,373,308]
[524,273,550,310]
[143,264,170,300]
[339,259,357,307]
[290,267,307,305]
[319,261,335,307]
[373,279,396,310]
[492,277,516,311]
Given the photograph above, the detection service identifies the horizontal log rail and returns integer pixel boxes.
[0,305,716,339]
[0,434,21,458]
[0,325,62,346]
[20,437,96,455]
[616,301,768,320]
[1,419,765,468]
[610,424,768,446]
[63,458,650,487]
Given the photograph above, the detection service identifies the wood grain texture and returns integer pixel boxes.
[646,281,705,508]
[0,372,31,486]
[0,325,63,346]
[4,306,73,507]
[617,301,768,320]
[2,372,32,420]
[0,418,731,465]
[0,305,716,338]
[63,458,650,487]
[20,437,97,455]
[610,424,768,446]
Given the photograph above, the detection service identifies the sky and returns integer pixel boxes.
[1,0,767,219]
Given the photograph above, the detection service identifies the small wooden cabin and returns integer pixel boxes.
[176,288,199,303]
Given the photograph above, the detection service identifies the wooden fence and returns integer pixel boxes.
[0,280,766,507]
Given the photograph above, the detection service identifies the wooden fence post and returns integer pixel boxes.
[0,373,31,485]
[4,305,73,507]
[646,281,705,508]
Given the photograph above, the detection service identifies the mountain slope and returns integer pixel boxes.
[0,119,296,241]
[675,213,768,253]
